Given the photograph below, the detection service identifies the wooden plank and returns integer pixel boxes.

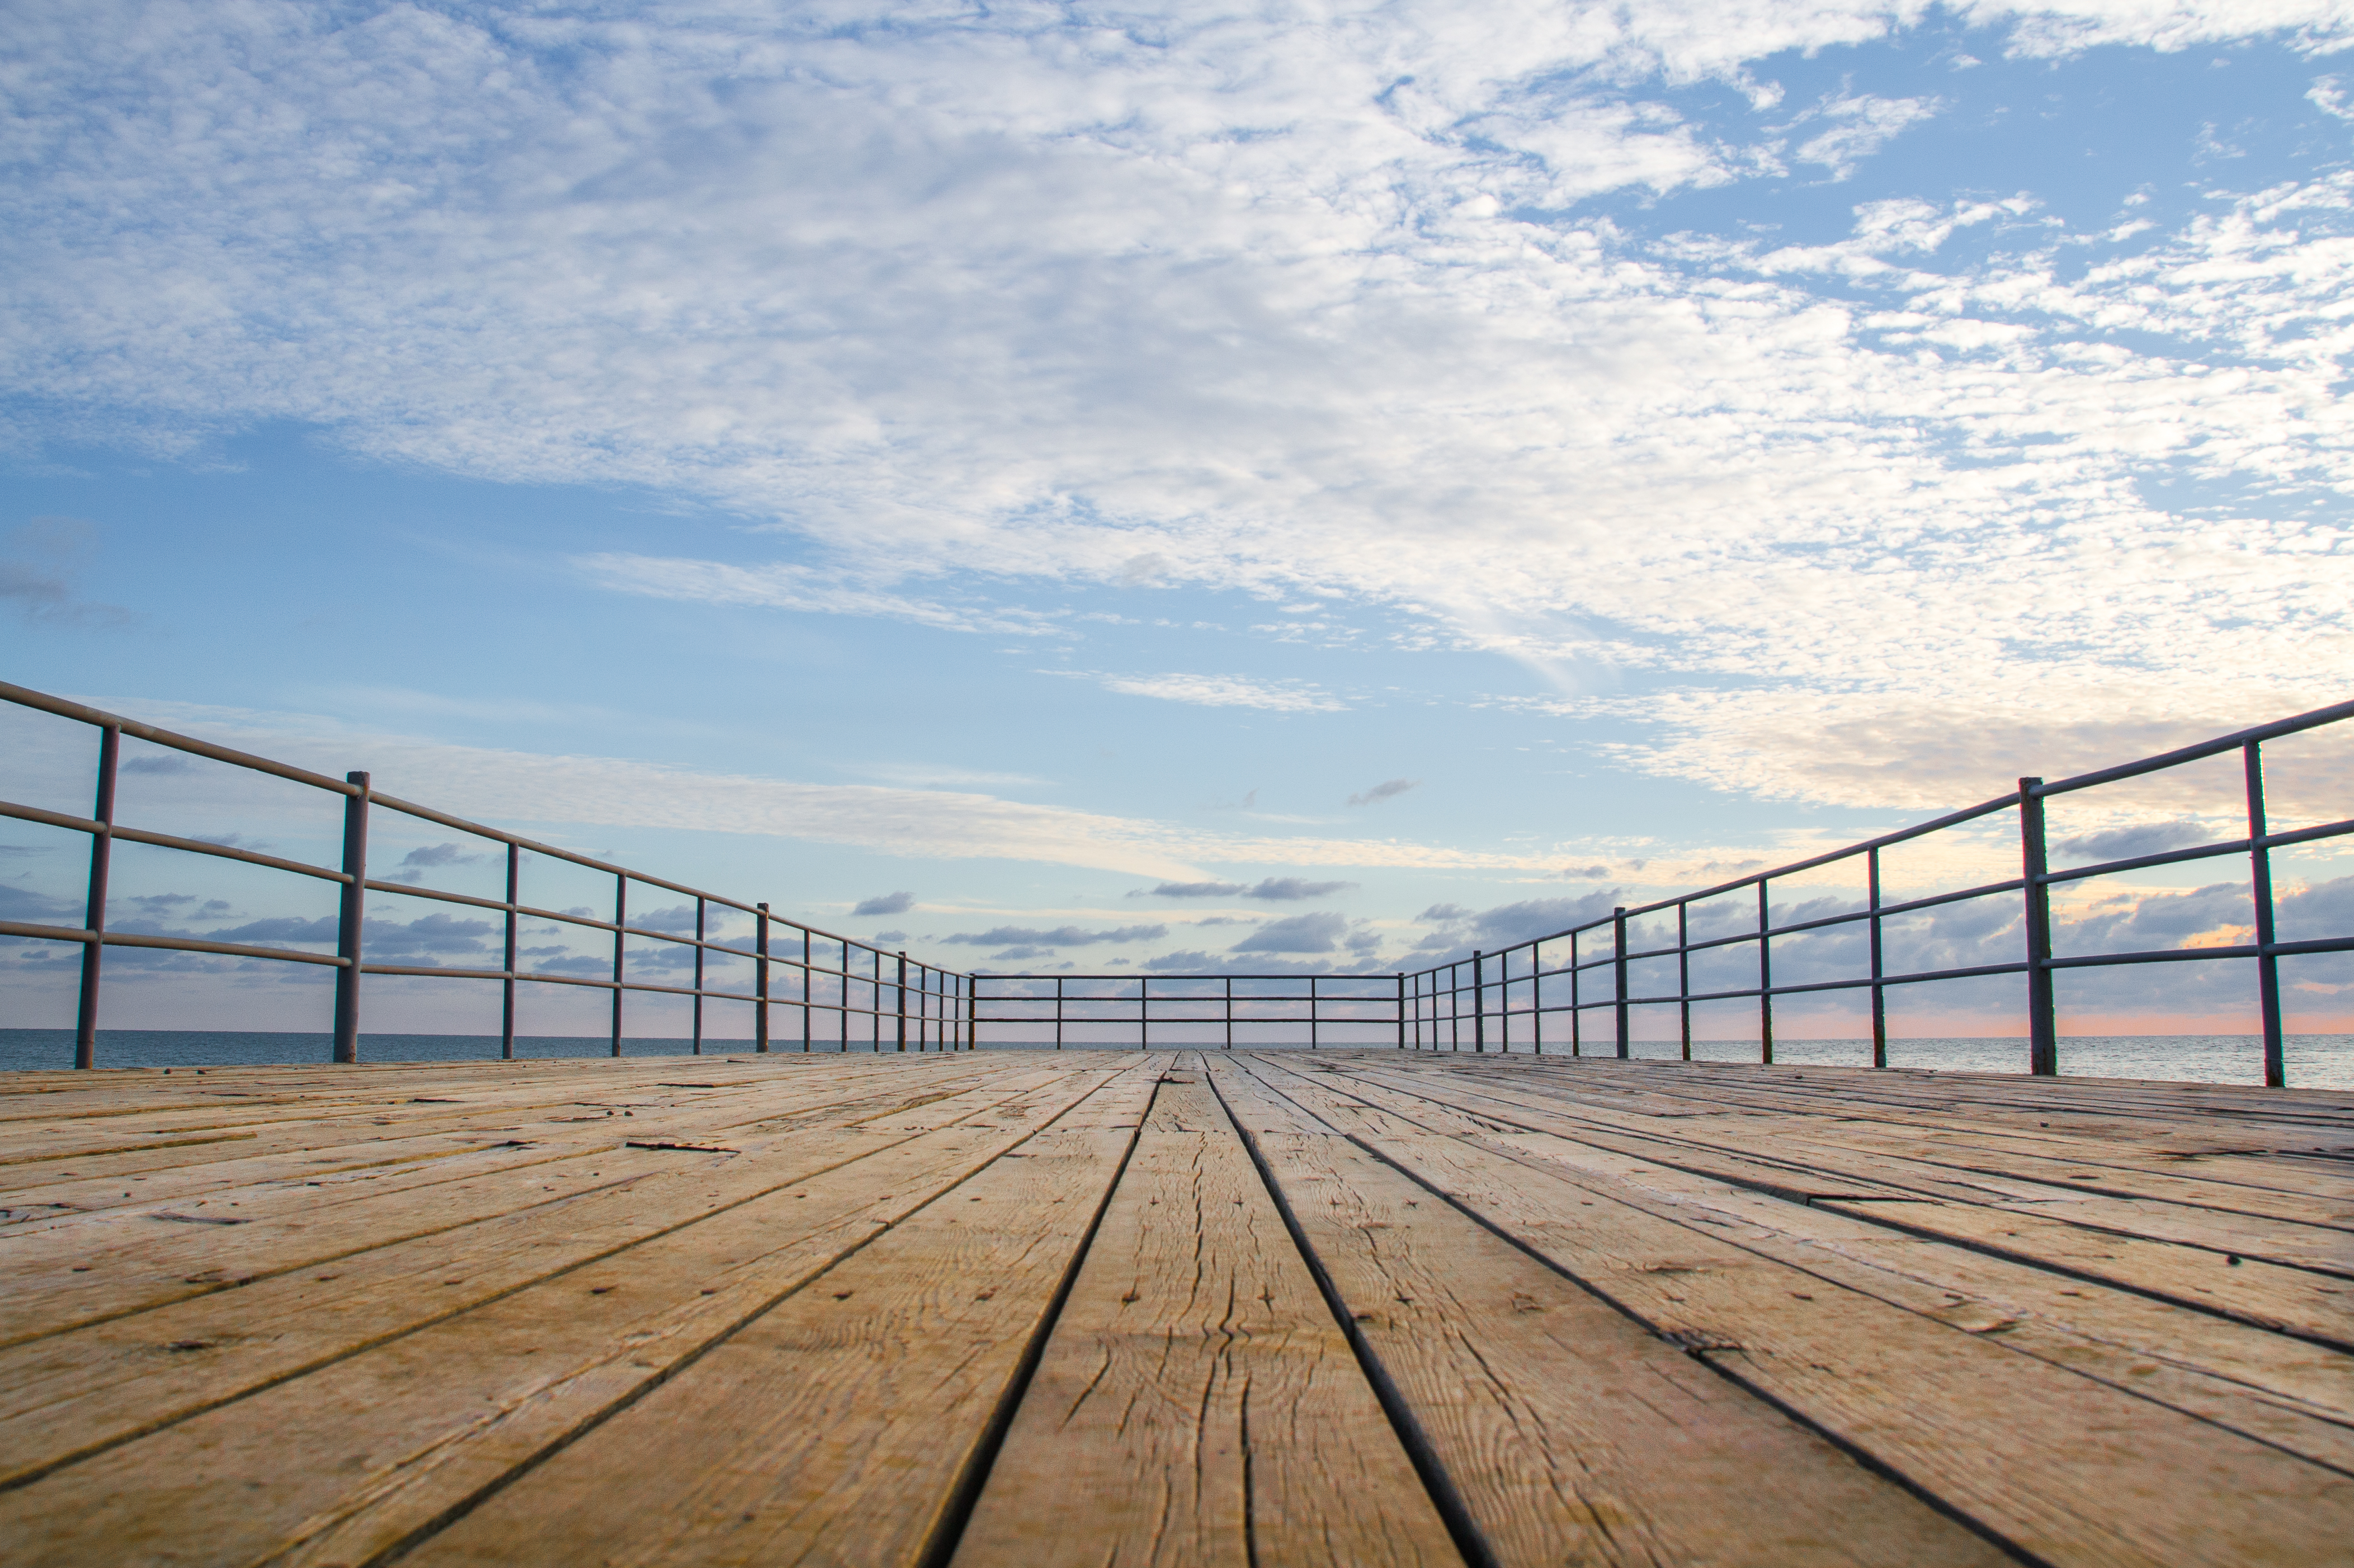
[952,1060,1462,1568]
[1285,1057,2354,1567]
[1211,1058,2009,1568]
[1348,1063,2354,1345]
[0,1054,1013,1199]
[390,1063,1160,1568]
[1483,1061,2354,1219]
[1296,1073,2354,1473]
[0,1058,1054,1350]
[0,1064,1081,1489]
[0,1068,1128,1567]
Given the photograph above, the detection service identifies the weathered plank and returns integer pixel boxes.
[1290,1056,2354,1567]
[0,1066,1124,1567]
[1214,1058,2009,1568]
[1347,1062,2354,1344]
[952,1062,1461,1567]
[394,1062,1159,1567]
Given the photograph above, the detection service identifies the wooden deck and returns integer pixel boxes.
[0,1051,2348,1567]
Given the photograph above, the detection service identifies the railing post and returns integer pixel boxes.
[1139,977,1150,1051]
[1868,849,1886,1069]
[1310,975,1319,1050]
[1612,908,1629,1059]
[1531,944,1542,1055]
[332,771,370,1065]
[800,927,811,1051]
[2246,743,2286,1088]
[966,975,978,1052]
[610,873,626,1056]
[1225,975,1234,1051]
[692,898,706,1055]
[1498,951,1509,1054]
[73,723,120,1070]
[1677,903,1691,1062]
[1396,972,1405,1049]
[756,904,771,1052]
[2019,777,2058,1076]
[1054,976,1063,1051]
[1756,884,1772,1066]
[896,951,908,1052]
[1471,951,1484,1053]
[1568,932,1581,1057]
[501,843,518,1060]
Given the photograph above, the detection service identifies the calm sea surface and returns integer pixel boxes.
[3,1029,2351,1089]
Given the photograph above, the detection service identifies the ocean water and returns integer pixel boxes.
[3,1028,2351,1089]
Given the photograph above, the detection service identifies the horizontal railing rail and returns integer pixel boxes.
[7,681,2349,1083]
[0,681,971,1065]
[971,973,1404,1050]
[1400,697,2354,1087]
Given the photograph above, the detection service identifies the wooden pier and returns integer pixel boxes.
[1,1050,2348,1566]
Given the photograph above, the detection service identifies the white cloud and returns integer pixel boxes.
[31,697,1574,880]
[1095,673,1347,712]
[4,3,2352,819]
[1791,93,1943,179]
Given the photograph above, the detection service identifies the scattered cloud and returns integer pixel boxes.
[1,519,131,629]
[1347,779,1419,809]
[2051,820,2214,865]
[1790,94,1942,178]
[1095,674,1345,714]
[1232,911,1350,954]
[854,890,915,917]
[1135,877,1356,900]
[942,923,1169,948]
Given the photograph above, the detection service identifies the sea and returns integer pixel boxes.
[3,1029,2351,1090]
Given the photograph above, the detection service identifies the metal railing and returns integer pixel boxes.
[969,973,1402,1049]
[1402,698,2354,1087]
[7,681,2350,1082]
[0,682,971,1064]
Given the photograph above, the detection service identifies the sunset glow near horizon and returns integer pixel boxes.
[4,1,2352,1043]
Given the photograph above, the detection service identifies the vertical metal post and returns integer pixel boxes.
[1396,973,1405,1049]
[871,949,881,1052]
[72,724,120,1070]
[692,897,706,1055]
[501,843,518,1060]
[755,903,771,1052]
[2019,777,2058,1076]
[801,928,812,1052]
[1471,951,1484,1053]
[610,873,626,1057]
[966,975,977,1052]
[1532,943,1543,1055]
[1226,975,1234,1051]
[895,951,908,1052]
[1868,849,1887,1069]
[1140,977,1150,1051]
[839,941,849,1052]
[1054,976,1063,1051]
[1677,903,1691,1062]
[1310,975,1319,1050]
[1756,882,1772,1066]
[1447,963,1457,1051]
[1612,908,1629,1059]
[1498,950,1509,1054]
[2246,743,2286,1088]
[333,771,370,1065]
[1569,932,1581,1056]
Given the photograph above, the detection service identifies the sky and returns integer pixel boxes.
[3,0,2353,1045]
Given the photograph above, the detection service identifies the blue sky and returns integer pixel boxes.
[4,1,2353,1039]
